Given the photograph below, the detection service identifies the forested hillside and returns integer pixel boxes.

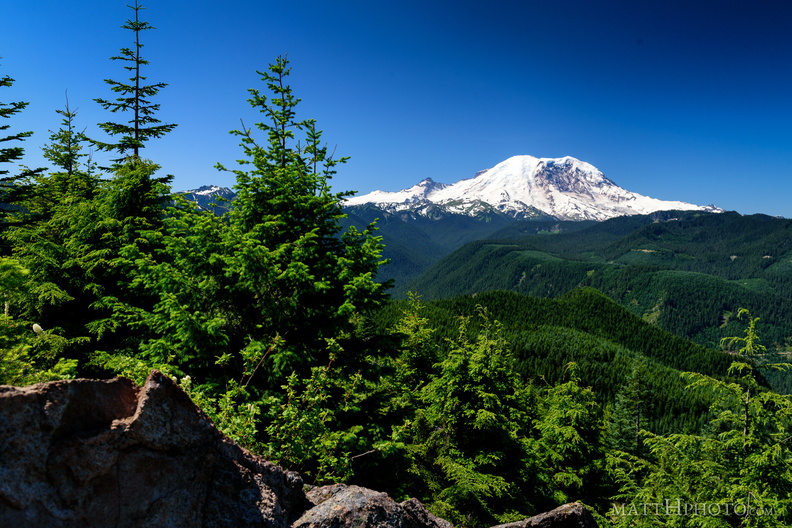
[341,205,596,292]
[412,211,792,356]
[3,4,792,526]
[375,288,739,434]
[341,204,530,289]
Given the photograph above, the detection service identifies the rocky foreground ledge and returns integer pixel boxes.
[0,371,598,528]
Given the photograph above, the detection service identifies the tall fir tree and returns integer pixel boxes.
[210,55,388,378]
[91,1,176,161]
[3,1,177,368]
[78,2,177,359]
[0,80,84,382]
[42,97,95,180]
[605,359,652,456]
[20,100,98,223]
[531,363,604,510]
[89,1,175,229]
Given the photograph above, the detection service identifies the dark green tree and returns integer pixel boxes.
[0,85,99,368]
[71,2,177,358]
[208,55,387,377]
[0,74,29,183]
[18,100,98,223]
[609,314,792,527]
[605,359,652,455]
[4,6,176,362]
[42,97,95,179]
[2,103,103,362]
[0,68,44,235]
[91,1,176,161]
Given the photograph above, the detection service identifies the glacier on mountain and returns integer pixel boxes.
[345,155,722,221]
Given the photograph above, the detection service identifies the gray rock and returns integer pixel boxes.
[294,483,452,528]
[491,502,598,528]
[0,371,304,528]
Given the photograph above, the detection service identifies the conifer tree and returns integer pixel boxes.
[108,56,387,387]
[75,2,176,357]
[4,0,177,363]
[0,74,29,183]
[0,68,43,235]
[0,94,86,380]
[22,100,98,221]
[42,98,94,179]
[211,55,387,376]
[405,310,534,526]
[3,103,102,360]
[609,314,792,527]
[605,359,651,455]
[531,363,603,509]
[91,1,176,161]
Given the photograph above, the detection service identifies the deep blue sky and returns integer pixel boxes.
[3,0,791,216]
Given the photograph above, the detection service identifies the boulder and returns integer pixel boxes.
[0,371,305,528]
[491,502,598,528]
[293,484,452,528]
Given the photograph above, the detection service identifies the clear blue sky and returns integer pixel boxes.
[3,0,791,216]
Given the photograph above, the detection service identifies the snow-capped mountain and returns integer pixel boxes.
[345,155,722,221]
[180,185,236,215]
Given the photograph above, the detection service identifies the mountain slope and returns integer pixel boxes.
[347,155,721,221]
[377,288,739,434]
[179,185,236,215]
[410,211,792,359]
[342,204,602,293]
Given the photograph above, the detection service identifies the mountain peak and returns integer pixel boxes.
[180,185,236,215]
[345,155,721,221]
[192,185,225,195]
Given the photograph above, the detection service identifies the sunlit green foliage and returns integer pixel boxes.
[263,364,365,483]
[609,314,792,527]
[405,309,535,527]
[531,363,603,507]
[108,56,387,390]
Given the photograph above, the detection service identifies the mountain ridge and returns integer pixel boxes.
[178,185,236,215]
[345,155,722,221]
[408,210,792,371]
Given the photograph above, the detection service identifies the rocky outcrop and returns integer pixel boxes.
[492,502,598,528]
[0,371,305,528]
[0,371,598,528]
[293,484,452,528]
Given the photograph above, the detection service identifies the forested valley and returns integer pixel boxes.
[2,4,792,527]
